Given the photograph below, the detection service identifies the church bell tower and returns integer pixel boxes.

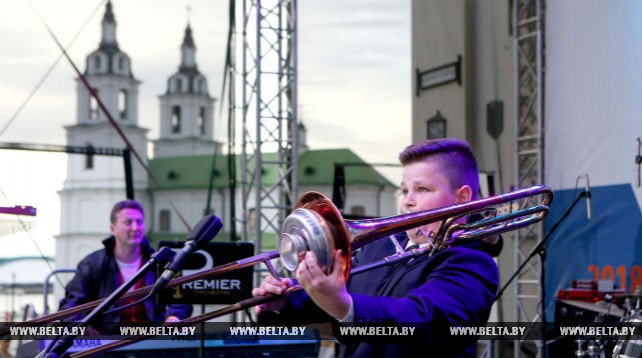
[56,0,149,274]
[153,24,220,158]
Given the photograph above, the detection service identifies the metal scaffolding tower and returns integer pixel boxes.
[513,0,545,356]
[240,0,298,266]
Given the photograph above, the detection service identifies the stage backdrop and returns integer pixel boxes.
[543,0,642,321]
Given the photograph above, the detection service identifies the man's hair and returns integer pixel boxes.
[399,138,480,199]
[110,200,145,224]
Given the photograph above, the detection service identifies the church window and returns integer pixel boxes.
[199,107,206,135]
[175,78,183,93]
[196,78,206,94]
[119,90,127,120]
[118,56,125,71]
[89,89,99,120]
[159,209,171,232]
[93,56,101,71]
[85,144,95,170]
[172,106,181,133]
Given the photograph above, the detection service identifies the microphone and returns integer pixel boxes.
[151,215,223,295]
[584,174,592,220]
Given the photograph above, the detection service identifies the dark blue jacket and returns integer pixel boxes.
[59,236,192,334]
[262,234,499,357]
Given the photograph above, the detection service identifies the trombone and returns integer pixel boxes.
[10,185,553,357]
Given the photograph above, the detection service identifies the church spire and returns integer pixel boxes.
[100,0,118,48]
[180,24,197,70]
[164,23,206,95]
[155,21,218,158]
[80,0,138,123]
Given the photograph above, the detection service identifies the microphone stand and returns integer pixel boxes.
[38,247,175,358]
[496,191,588,358]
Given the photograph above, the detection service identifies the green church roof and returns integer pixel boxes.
[298,149,394,186]
[148,154,231,190]
[147,148,396,191]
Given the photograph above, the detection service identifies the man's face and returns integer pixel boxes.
[110,208,145,248]
[399,158,469,244]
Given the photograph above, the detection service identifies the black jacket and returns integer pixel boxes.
[59,236,192,334]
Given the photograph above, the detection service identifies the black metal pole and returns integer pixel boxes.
[123,149,134,199]
[496,191,587,358]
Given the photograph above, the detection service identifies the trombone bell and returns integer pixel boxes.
[279,191,351,280]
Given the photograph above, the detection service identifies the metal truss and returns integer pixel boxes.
[513,0,545,356]
[241,0,298,263]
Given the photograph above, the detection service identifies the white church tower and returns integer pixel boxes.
[153,24,220,158]
[56,1,149,273]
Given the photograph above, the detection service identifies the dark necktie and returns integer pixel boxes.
[377,244,419,295]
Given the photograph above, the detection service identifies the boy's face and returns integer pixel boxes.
[399,158,470,244]
[111,208,145,248]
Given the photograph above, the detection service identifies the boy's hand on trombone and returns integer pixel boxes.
[252,275,293,314]
[297,250,351,320]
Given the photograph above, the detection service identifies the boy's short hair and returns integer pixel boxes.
[399,138,480,199]
[110,200,145,223]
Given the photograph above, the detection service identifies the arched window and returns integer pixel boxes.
[175,78,183,93]
[118,90,127,120]
[199,107,206,135]
[171,106,181,133]
[93,56,101,71]
[89,89,99,120]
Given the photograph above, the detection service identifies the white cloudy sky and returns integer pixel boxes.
[0,0,410,257]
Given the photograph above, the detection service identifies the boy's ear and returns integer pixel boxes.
[455,185,473,203]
